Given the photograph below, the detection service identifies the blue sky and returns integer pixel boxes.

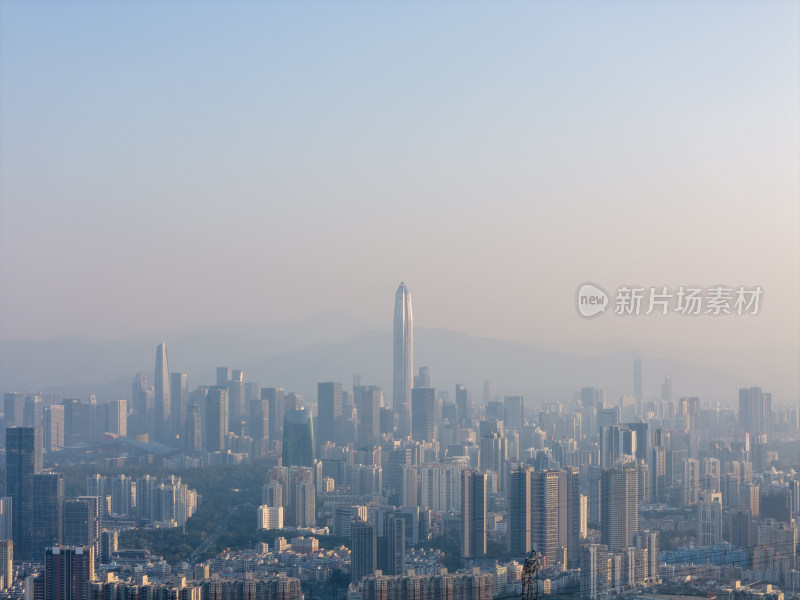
[0,1,797,353]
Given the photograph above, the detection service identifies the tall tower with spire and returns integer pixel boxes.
[393,282,413,437]
[154,342,170,443]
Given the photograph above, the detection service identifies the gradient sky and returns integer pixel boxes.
[1,1,798,353]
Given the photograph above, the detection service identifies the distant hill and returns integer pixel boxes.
[0,322,769,408]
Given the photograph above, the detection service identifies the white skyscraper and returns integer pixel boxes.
[154,343,170,443]
[393,282,413,437]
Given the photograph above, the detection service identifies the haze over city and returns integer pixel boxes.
[0,3,798,600]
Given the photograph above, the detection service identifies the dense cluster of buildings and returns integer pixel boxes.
[1,283,798,600]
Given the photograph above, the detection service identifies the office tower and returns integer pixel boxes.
[3,394,24,428]
[23,395,43,429]
[170,373,188,438]
[355,385,381,445]
[455,385,470,426]
[228,370,245,421]
[411,387,436,442]
[334,505,368,537]
[63,497,101,561]
[317,382,342,445]
[263,387,285,440]
[61,399,83,447]
[43,405,65,452]
[393,282,413,437]
[414,367,431,389]
[6,427,42,560]
[216,367,232,388]
[601,456,639,551]
[532,470,560,567]
[351,521,377,583]
[379,512,405,575]
[130,373,152,437]
[559,467,581,568]
[697,490,722,547]
[661,377,672,403]
[44,546,96,600]
[0,498,11,540]
[625,422,649,463]
[461,470,487,557]
[0,540,11,589]
[282,409,315,467]
[507,466,532,555]
[633,359,643,402]
[600,425,637,468]
[32,472,64,559]
[205,388,229,452]
[683,458,700,505]
[153,343,171,443]
[581,544,609,600]
[250,390,270,451]
[483,379,494,405]
[104,399,126,437]
[739,387,772,438]
[503,396,524,430]
[295,482,316,528]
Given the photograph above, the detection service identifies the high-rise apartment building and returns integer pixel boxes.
[461,470,487,558]
[697,490,723,547]
[351,520,377,583]
[601,456,639,551]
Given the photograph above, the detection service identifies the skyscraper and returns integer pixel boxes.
[351,520,377,583]
[461,470,487,558]
[154,343,170,443]
[739,387,773,438]
[697,490,723,547]
[559,466,581,568]
[455,384,470,426]
[355,385,381,445]
[44,546,96,600]
[532,469,560,567]
[43,405,65,452]
[503,396,524,430]
[379,512,406,575]
[205,387,229,452]
[32,471,64,560]
[317,382,342,445]
[170,372,188,439]
[601,456,639,551]
[507,465,532,556]
[263,387,285,441]
[393,282,413,437]
[6,427,42,560]
[411,387,436,442]
[63,497,101,561]
[282,409,315,467]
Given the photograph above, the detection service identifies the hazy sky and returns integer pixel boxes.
[1,1,798,351]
